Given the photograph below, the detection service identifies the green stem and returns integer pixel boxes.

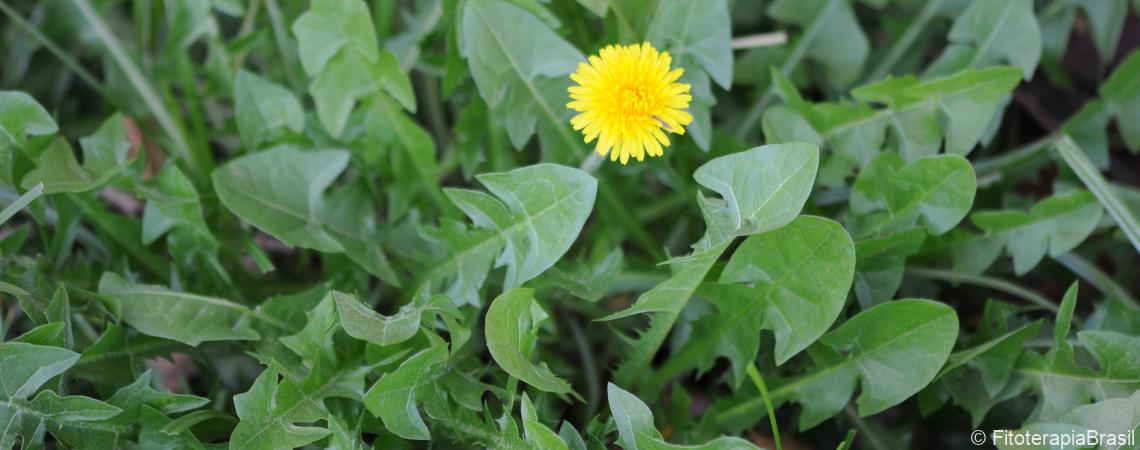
[972,134,1059,177]
[747,363,782,450]
[862,0,944,82]
[70,0,200,177]
[734,0,841,139]
[0,1,111,100]
[1054,136,1140,254]
[905,267,1058,312]
[1053,253,1139,308]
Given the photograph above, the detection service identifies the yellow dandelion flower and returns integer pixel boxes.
[567,42,693,165]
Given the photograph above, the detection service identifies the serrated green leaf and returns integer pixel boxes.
[926,0,1041,79]
[768,0,868,89]
[230,368,331,450]
[970,190,1103,275]
[22,114,132,194]
[850,153,977,238]
[657,216,855,387]
[608,383,759,449]
[418,164,596,305]
[362,345,448,440]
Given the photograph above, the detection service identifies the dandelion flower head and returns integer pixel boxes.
[567,42,693,165]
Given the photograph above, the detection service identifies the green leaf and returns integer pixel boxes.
[853,228,926,308]
[212,146,347,253]
[657,216,855,387]
[309,49,415,137]
[234,70,304,150]
[608,142,820,386]
[608,383,759,449]
[362,345,448,440]
[485,288,576,396]
[647,0,732,149]
[728,300,960,430]
[97,273,261,346]
[230,368,331,450]
[766,66,1021,181]
[141,164,219,257]
[22,114,133,194]
[419,164,597,305]
[521,393,568,450]
[850,67,1023,158]
[1054,136,1140,253]
[0,342,122,449]
[969,190,1103,275]
[281,292,340,367]
[0,90,57,148]
[850,153,977,238]
[291,0,378,76]
[692,142,820,248]
[998,392,1140,450]
[1100,50,1140,153]
[335,290,453,346]
[767,0,868,89]
[0,182,42,226]
[461,0,583,150]
[926,0,1041,79]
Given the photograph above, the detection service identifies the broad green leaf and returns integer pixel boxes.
[418,164,597,305]
[850,153,977,238]
[718,300,959,430]
[608,383,759,449]
[74,324,189,396]
[692,142,820,248]
[1100,50,1140,153]
[1,390,124,450]
[608,142,820,386]
[165,0,217,49]
[461,0,583,150]
[97,273,260,346]
[0,342,78,400]
[969,190,1103,275]
[234,71,304,150]
[926,0,1041,79]
[212,146,347,253]
[362,345,448,440]
[647,0,732,149]
[658,216,855,388]
[853,227,926,308]
[22,114,133,193]
[230,368,331,450]
[485,288,576,396]
[0,90,57,148]
[767,0,868,89]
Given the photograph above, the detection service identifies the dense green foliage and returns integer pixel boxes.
[1,0,1139,449]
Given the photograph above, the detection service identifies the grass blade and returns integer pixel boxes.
[0,182,42,226]
[69,0,204,177]
[1054,136,1140,254]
